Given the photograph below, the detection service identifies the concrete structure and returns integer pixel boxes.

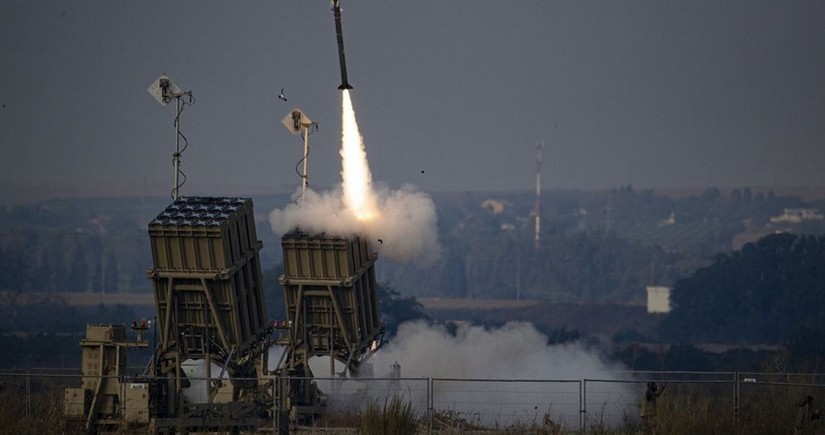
[63,324,148,433]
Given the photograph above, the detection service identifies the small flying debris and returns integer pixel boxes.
[377,239,383,244]
[278,88,288,102]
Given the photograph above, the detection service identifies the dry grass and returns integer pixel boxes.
[2,377,824,434]
[359,396,419,435]
[0,380,64,435]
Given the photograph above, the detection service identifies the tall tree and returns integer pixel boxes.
[663,233,825,343]
[67,250,88,293]
[103,251,119,293]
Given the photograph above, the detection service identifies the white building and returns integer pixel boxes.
[646,286,671,313]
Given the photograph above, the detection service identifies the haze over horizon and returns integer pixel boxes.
[2,1,824,206]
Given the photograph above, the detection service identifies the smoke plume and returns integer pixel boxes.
[269,185,440,266]
[372,321,619,380]
[364,321,636,428]
[269,90,440,266]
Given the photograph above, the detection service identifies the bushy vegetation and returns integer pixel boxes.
[379,285,429,337]
[0,378,65,435]
[663,233,825,346]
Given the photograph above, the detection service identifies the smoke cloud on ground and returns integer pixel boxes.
[373,320,620,380]
[362,321,636,428]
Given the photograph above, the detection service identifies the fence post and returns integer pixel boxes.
[428,378,433,435]
[734,371,739,434]
[25,369,31,418]
[580,379,586,431]
[273,374,278,434]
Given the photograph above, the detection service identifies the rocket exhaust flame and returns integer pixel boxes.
[340,89,379,221]
[269,91,440,267]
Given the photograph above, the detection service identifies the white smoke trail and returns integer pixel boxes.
[269,90,440,266]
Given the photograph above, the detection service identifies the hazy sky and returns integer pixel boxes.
[2,1,824,203]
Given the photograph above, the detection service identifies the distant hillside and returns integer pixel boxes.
[422,299,659,340]
[1,187,824,306]
[381,186,825,302]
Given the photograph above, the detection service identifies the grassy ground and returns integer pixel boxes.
[0,381,64,434]
[1,379,823,434]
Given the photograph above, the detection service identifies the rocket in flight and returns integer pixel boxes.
[332,0,353,90]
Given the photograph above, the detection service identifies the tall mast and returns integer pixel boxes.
[534,141,544,250]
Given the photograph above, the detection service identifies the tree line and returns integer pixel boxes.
[663,233,825,345]
[1,188,823,306]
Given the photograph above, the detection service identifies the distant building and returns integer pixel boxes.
[646,286,671,314]
[481,199,508,214]
[769,208,824,224]
[659,211,676,226]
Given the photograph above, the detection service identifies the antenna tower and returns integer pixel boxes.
[147,74,194,200]
[534,141,544,250]
[281,108,317,203]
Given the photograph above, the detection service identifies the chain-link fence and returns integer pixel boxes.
[737,373,825,435]
[2,371,825,433]
[431,378,580,431]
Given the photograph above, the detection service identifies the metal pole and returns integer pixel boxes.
[174,296,182,419]
[734,372,739,434]
[274,375,279,433]
[173,96,181,200]
[25,369,31,418]
[534,141,543,250]
[428,378,433,435]
[206,302,212,404]
[580,379,586,431]
[329,303,336,393]
[152,315,157,375]
[301,125,309,200]
[515,251,520,301]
